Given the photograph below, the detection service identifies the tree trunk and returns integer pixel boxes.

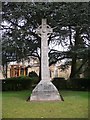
[39,57,41,81]
[70,54,77,79]
[70,27,80,79]
[6,62,7,78]
[87,53,90,78]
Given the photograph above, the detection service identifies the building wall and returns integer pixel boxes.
[6,56,71,80]
[27,66,39,76]
[49,65,71,80]
[58,66,71,79]
[27,65,71,80]
[7,66,10,78]
[6,63,71,80]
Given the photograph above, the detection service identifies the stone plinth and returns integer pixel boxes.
[30,80,61,101]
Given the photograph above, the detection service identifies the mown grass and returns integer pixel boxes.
[2,90,89,118]
[0,91,2,119]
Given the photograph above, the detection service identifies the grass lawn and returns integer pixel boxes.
[2,90,89,118]
[0,91,2,119]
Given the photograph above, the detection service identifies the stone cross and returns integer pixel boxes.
[36,19,52,81]
[30,19,63,101]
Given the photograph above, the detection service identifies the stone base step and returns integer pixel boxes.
[30,80,63,101]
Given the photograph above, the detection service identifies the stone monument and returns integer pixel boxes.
[30,19,63,101]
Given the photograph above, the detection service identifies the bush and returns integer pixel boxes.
[3,76,89,91]
[69,78,89,91]
[2,73,40,91]
[52,77,67,90]
[29,71,38,78]
[52,77,89,91]
[28,71,39,87]
[2,76,34,91]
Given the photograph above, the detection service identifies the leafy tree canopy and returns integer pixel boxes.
[1,2,90,78]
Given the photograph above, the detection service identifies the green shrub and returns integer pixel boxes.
[2,76,33,91]
[28,71,38,78]
[69,78,89,91]
[52,77,89,91]
[52,77,67,90]
[2,74,40,91]
[28,71,39,86]
[5,76,31,80]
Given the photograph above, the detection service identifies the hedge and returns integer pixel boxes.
[52,77,67,90]
[52,77,89,91]
[69,78,89,91]
[2,76,39,91]
[2,76,89,91]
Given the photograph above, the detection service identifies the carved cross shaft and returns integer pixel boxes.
[36,19,53,81]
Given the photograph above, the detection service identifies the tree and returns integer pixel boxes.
[1,2,90,79]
